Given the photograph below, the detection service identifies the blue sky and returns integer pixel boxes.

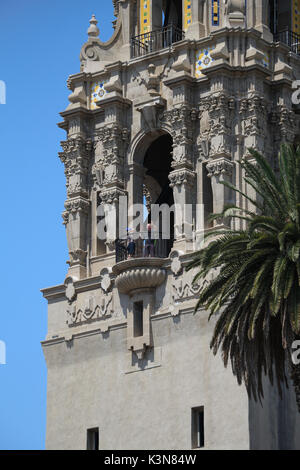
[0,0,114,450]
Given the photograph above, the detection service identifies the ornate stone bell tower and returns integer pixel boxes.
[42,1,300,450]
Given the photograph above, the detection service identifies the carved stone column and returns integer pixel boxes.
[169,168,196,249]
[185,0,206,39]
[127,162,144,232]
[60,137,92,279]
[62,197,91,279]
[253,0,273,41]
[163,105,197,252]
[225,0,246,27]
[206,158,234,226]
[239,95,269,156]
[272,105,299,146]
[93,124,129,253]
[100,188,127,253]
[208,93,235,161]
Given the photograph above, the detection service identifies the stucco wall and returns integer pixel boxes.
[249,372,300,450]
[43,309,249,450]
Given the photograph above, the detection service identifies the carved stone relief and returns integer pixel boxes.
[66,269,114,327]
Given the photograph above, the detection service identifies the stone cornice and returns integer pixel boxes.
[94,94,132,109]
[41,251,199,301]
[41,274,105,301]
[204,61,270,76]
[163,73,196,89]
[59,107,92,120]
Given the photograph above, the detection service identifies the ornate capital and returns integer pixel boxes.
[100,188,127,204]
[206,159,234,178]
[64,197,90,217]
[169,168,196,188]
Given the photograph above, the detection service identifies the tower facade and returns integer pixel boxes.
[42,1,300,450]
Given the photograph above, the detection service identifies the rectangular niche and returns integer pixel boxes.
[133,301,144,337]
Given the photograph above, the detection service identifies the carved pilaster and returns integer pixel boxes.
[271,106,299,145]
[204,93,235,160]
[239,95,269,156]
[59,137,92,198]
[63,196,90,279]
[160,104,198,251]
[93,124,130,190]
[162,105,197,169]
[169,168,196,251]
[206,158,234,225]
[99,187,128,253]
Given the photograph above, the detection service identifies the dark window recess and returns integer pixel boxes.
[191,407,204,449]
[133,301,144,337]
[87,428,99,450]
[203,165,213,229]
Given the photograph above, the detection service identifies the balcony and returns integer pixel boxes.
[112,257,166,295]
[275,29,300,55]
[115,231,173,264]
[131,25,185,59]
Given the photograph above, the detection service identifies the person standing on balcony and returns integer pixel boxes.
[144,223,155,257]
[127,238,136,259]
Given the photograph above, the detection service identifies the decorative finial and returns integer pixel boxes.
[88,14,100,38]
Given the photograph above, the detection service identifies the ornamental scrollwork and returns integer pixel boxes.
[59,137,92,197]
[92,125,130,189]
[67,293,113,326]
[206,159,234,178]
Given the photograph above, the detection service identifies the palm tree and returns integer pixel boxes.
[187,144,300,407]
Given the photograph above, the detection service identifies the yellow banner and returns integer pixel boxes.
[140,0,151,35]
[184,0,192,30]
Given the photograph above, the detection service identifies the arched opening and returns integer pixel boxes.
[115,132,175,263]
[143,134,175,257]
[116,132,175,263]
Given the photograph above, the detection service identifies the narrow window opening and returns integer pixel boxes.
[133,301,144,337]
[191,407,204,449]
[87,428,99,450]
[96,193,106,256]
[203,166,213,229]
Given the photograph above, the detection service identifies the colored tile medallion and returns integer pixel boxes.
[90,81,107,110]
[195,46,215,78]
